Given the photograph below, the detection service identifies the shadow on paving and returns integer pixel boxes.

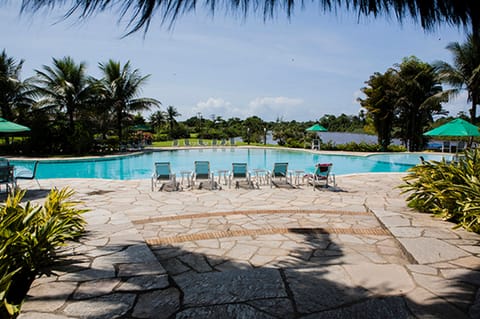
[148,230,477,319]
[18,224,479,318]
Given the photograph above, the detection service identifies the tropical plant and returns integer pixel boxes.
[98,60,161,142]
[401,148,480,233]
[0,49,34,122]
[165,105,180,137]
[434,34,480,124]
[33,57,96,135]
[358,70,398,151]
[0,188,87,311]
[395,57,447,151]
[150,110,167,132]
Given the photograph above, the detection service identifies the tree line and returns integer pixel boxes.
[359,33,480,151]
[0,52,160,154]
[1,30,479,154]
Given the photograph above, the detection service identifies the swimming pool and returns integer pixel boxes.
[10,149,449,180]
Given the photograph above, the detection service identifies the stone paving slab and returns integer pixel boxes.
[14,174,480,318]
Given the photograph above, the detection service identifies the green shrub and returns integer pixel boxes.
[0,188,87,317]
[400,149,480,233]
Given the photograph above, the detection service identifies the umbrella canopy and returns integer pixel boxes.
[0,117,30,133]
[423,118,480,137]
[130,124,152,132]
[306,124,328,132]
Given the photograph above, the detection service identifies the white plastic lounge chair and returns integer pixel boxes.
[229,137,235,146]
[15,160,41,189]
[192,161,216,190]
[172,139,179,147]
[220,138,227,146]
[151,162,178,191]
[184,139,191,147]
[198,138,207,146]
[212,139,218,146]
[229,162,254,189]
[309,163,335,190]
[270,162,293,188]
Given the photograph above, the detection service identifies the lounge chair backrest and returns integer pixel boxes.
[314,163,332,178]
[184,139,190,146]
[0,159,9,167]
[0,165,11,183]
[155,162,172,180]
[273,162,288,177]
[232,163,247,178]
[194,161,210,179]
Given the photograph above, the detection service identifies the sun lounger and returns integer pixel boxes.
[308,163,335,190]
[229,162,254,189]
[192,161,217,190]
[151,162,179,191]
[270,162,293,188]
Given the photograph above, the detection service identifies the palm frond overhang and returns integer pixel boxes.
[19,0,480,35]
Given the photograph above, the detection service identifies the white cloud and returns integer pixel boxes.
[187,96,310,121]
[247,96,306,121]
[442,91,470,117]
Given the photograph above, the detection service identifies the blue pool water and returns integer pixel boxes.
[10,149,449,180]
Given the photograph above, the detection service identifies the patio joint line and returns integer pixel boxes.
[133,209,371,225]
[146,227,389,245]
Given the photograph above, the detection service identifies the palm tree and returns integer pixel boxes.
[434,34,480,124]
[149,110,167,132]
[166,105,180,137]
[33,56,95,134]
[20,0,480,37]
[98,60,161,141]
[358,70,398,151]
[395,57,447,151]
[0,50,34,121]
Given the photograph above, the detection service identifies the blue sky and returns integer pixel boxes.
[0,2,470,121]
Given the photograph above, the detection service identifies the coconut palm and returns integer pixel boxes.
[395,57,447,151]
[0,50,34,121]
[33,56,96,134]
[98,60,161,141]
[434,34,480,124]
[166,105,180,137]
[20,0,480,37]
[358,70,398,151]
[149,110,167,132]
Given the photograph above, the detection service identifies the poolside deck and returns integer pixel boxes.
[15,173,480,319]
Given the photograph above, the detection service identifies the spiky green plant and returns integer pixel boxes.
[401,149,480,232]
[0,187,87,315]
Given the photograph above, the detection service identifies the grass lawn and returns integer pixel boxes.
[151,139,275,147]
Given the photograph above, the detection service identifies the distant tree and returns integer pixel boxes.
[0,50,34,122]
[434,34,480,124]
[243,116,265,143]
[358,70,398,151]
[98,60,160,141]
[33,56,96,137]
[166,105,181,137]
[395,57,447,151]
[150,110,167,132]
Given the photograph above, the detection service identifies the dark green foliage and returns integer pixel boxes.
[0,188,87,316]
[401,148,480,233]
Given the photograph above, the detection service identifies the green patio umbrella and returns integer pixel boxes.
[130,124,152,132]
[0,117,30,133]
[306,124,328,132]
[306,124,327,150]
[423,118,480,137]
